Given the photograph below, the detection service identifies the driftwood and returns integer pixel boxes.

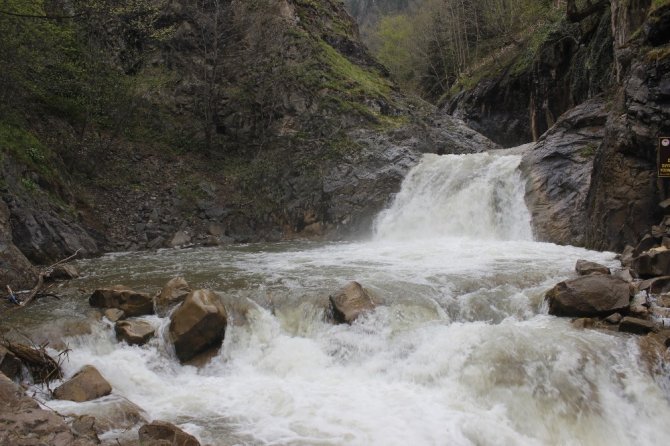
[4,249,80,310]
[2,340,63,383]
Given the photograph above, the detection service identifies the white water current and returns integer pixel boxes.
[36,152,670,445]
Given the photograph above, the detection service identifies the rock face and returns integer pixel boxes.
[546,275,631,317]
[329,281,380,324]
[575,259,611,276]
[138,421,200,446]
[0,199,37,289]
[521,99,608,246]
[89,285,154,317]
[169,290,227,363]
[53,365,112,402]
[0,373,97,446]
[154,277,191,317]
[115,320,155,346]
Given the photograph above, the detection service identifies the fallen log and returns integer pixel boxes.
[2,340,63,383]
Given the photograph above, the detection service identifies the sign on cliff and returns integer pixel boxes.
[659,137,670,178]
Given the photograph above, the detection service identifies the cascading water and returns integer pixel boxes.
[14,151,670,445]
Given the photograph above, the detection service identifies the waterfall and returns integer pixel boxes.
[374,152,532,241]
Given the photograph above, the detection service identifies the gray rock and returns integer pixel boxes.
[632,248,670,278]
[619,317,657,335]
[169,290,227,363]
[115,320,155,346]
[329,281,381,324]
[575,259,610,276]
[546,275,631,317]
[53,365,112,402]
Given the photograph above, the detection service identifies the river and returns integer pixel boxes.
[15,152,670,445]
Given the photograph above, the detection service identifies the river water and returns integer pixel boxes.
[20,152,670,444]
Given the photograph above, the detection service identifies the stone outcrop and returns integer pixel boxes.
[53,365,112,402]
[115,320,155,346]
[138,420,200,446]
[575,259,611,276]
[0,199,37,289]
[546,275,631,317]
[154,277,191,317]
[169,290,227,363]
[89,285,154,317]
[329,281,380,324]
[0,373,97,446]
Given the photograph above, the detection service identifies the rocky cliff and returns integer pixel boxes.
[0,0,497,287]
[449,0,670,252]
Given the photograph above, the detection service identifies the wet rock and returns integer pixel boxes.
[0,344,22,380]
[572,318,596,329]
[169,290,227,363]
[69,415,100,444]
[632,247,670,278]
[89,285,154,317]
[619,245,635,268]
[0,373,97,445]
[604,312,623,324]
[633,234,660,257]
[619,317,657,335]
[53,365,112,402]
[521,99,608,246]
[138,420,200,446]
[154,277,191,317]
[575,259,610,276]
[612,268,634,282]
[56,395,147,435]
[104,308,126,323]
[169,230,191,248]
[115,320,155,346]
[546,275,631,317]
[46,264,79,281]
[329,281,380,324]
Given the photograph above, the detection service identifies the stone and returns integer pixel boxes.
[619,245,635,268]
[604,313,623,324]
[575,259,610,276]
[546,275,631,317]
[53,365,112,402]
[169,290,227,363]
[0,200,38,289]
[56,395,147,434]
[613,268,634,282]
[148,236,166,249]
[89,285,154,317]
[0,344,22,380]
[169,231,191,248]
[633,234,661,257]
[619,317,657,335]
[572,318,595,329]
[138,420,200,446]
[46,264,79,281]
[154,277,191,317]
[329,281,380,324]
[632,248,670,278]
[104,308,126,322]
[203,235,220,246]
[207,222,225,236]
[115,320,155,346]
[0,373,97,446]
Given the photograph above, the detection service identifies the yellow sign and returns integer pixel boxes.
[659,137,670,178]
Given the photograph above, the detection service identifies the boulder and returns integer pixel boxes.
[53,365,112,402]
[115,320,155,346]
[633,234,661,257]
[632,248,670,278]
[0,344,22,380]
[604,313,623,324]
[169,290,227,363]
[89,285,154,317]
[45,264,79,281]
[619,317,657,335]
[546,275,631,317]
[154,277,191,317]
[56,395,147,435]
[329,281,380,324]
[169,231,191,248]
[575,259,610,276]
[0,373,97,446]
[138,420,200,446]
[104,308,125,323]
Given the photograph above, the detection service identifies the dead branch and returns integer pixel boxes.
[1,340,63,384]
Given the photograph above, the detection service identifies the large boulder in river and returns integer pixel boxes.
[89,285,154,317]
[546,275,631,317]
[138,420,200,446]
[115,320,155,346]
[53,365,112,402]
[169,290,227,363]
[575,260,610,276]
[329,281,380,324]
[154,277,191,317]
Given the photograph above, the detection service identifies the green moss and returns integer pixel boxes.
[0,122,56,181]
